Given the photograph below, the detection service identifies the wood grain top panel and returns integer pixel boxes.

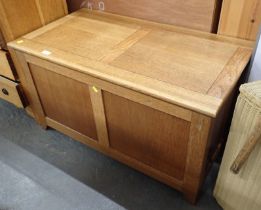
[111,30,238,93]
[33,16,139,60]
[8,9,254,117]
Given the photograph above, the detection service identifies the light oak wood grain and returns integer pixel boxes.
[11,40,222,116]
[46,116,184,191]
[24,54,201,121]
[8,10,254,204]
[37,0,68,25]
[0,0,68,43]
[0,0,42,42]
[30,64,98,139]
[0,30,6,50]
[8,10,253,117]
[207,47,252,99]
[103,91,191,180]
[110,29,238,93]
[15,51,47,128]
[84,0,221,32]
[0,76,23,107]
[76,10,255,47]
[8,48,32,108]
[218,0,261,40]
[0,0,68,84]
[0,50,15,80]
[100,28,152,63]
[183,113,212,203]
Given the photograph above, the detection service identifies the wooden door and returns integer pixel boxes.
[30,64,97,140]
[103,91,191,180]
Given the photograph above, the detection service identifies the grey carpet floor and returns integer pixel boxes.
[0,138,124,210]
[0,99,222,210]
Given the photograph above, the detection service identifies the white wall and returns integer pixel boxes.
[248,32,261,82]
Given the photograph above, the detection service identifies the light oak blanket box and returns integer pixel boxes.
[8,9,253,203]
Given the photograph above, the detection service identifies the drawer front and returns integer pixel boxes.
[67,0,221,32]
[0,50,16,80]
[0,30,7,50]
[0,76,24,107]
[29,63,98,140]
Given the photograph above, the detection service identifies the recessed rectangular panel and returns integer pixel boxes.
[103,91,190,180]
[110,30,238,93]
[33,17,139,60]
[30,64,97,140]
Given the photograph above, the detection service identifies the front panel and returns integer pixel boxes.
[103,91,191,180]
[30,64,98,140]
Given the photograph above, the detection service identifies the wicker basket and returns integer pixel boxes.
[214,81,261,210]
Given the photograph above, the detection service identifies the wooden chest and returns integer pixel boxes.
[8,9,253,203]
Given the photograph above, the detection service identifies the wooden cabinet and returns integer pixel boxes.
[0,0,68,108]
[9,10,253,204]
[218,0,261,40]
[0,0,68,80]
[66,0,222,32]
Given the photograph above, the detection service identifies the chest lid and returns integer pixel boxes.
[8,9,254,117]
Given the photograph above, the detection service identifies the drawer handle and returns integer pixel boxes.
[1,88,9,96]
